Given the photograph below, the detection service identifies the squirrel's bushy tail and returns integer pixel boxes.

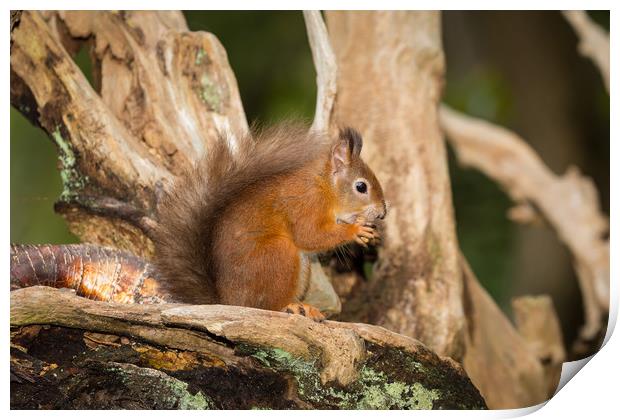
[153,122,330,304]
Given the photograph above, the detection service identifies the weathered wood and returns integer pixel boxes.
[10,287,486,410]
[10,11,248,257]
[459,257,548,409]
[562,11,610,93]
[303,10,337,133]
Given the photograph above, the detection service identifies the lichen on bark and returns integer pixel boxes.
[237,342,485,409]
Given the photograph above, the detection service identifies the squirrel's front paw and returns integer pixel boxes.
[282,302,325,322]
[354,222,380,247]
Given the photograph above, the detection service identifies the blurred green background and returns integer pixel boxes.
[10,11,609,348]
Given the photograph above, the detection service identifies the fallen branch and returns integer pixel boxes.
[10,287,486,409]
[562,11,610,92]
[439,104,609,343]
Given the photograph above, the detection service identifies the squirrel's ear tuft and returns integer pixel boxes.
[332,127,363,173]
[339,127,363,157]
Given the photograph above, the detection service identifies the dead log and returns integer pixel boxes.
[9,245,486,408]
[10,287,486,409]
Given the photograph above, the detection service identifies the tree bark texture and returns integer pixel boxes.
[10,287,486,410]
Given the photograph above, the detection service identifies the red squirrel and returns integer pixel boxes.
[153,123,386,321]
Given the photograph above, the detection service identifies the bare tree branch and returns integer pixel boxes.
[11,11,168,205]
[440,104,609,342]
[303,10,338,133]
[301,10,345,314]
[562,10,610,93]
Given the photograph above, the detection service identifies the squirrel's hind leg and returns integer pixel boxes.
[216,236,325,322]
[216,236,299,311]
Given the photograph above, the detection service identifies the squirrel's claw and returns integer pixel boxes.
[354,223,379,248]
[282,302,326,322]
[355,236,370,248]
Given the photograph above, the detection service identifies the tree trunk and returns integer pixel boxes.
[326,11,464,359]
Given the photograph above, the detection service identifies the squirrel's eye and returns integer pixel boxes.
[355,181,368,194]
